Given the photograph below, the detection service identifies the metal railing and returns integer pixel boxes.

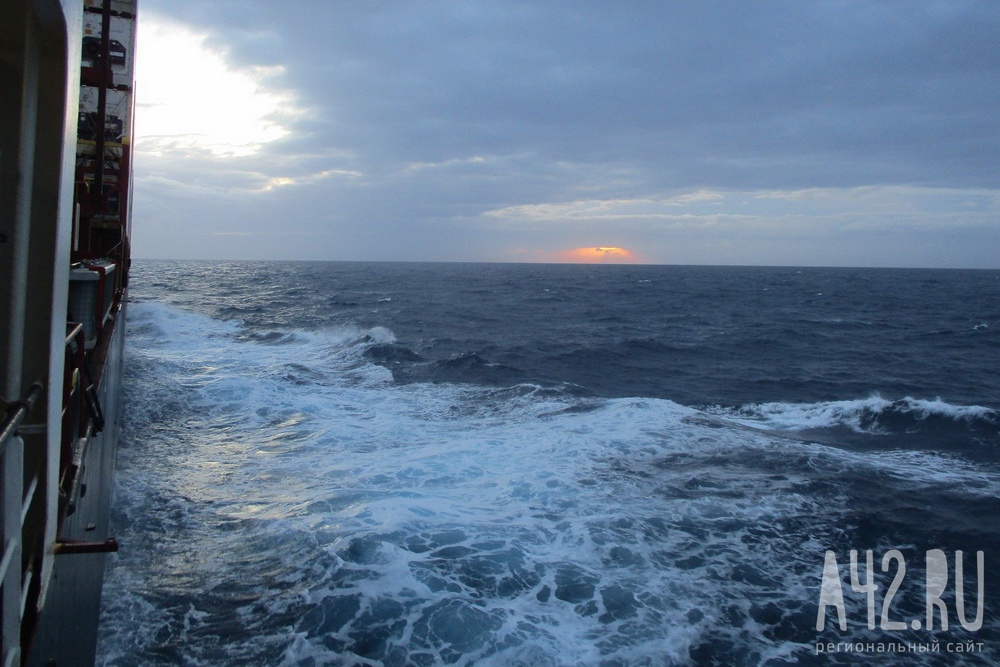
[1,324,117,663]
[0,382,43,667]
[59,324,105,524]
[0,384,42,458]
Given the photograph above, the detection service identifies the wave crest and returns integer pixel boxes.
[711,395,999,451]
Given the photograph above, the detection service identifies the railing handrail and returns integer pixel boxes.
[65,322,84,347]
[0,383,43,456]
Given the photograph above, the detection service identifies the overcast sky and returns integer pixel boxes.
[132,1,999,267]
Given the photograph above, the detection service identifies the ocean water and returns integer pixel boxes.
[96,261,1000,666]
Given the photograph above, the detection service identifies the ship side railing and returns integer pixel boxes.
[0,322,117,664]
[53,318,123,564]
[55,320,122,558]
[0,382,43,667]
[57,323,107,527]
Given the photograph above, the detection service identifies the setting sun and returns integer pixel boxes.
[557,247,639,263]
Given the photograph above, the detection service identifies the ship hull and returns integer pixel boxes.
[4,0,134,662]
[26,299,126,666]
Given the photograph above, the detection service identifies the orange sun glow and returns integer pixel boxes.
[557,247,638,263]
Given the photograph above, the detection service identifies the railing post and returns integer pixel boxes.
[1,435,22,667]
[0,382,41,664]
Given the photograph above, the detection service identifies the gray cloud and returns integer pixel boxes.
[133,0,1000,266]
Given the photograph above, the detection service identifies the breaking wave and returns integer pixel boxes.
[96,301,1000,665]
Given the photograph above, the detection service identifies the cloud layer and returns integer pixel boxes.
[131,1,1000,266]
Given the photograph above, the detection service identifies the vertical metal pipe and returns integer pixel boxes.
[1,6,38,658]
[5,7,40,402]
[91,0,112,214]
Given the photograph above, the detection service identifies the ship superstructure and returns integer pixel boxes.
[1,0,136,664]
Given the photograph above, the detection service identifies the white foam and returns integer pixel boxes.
[710,394,996,433]
[100,304,999,665]
[898,396,996,421]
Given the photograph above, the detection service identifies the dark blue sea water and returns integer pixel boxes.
[97,261,1000,665]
